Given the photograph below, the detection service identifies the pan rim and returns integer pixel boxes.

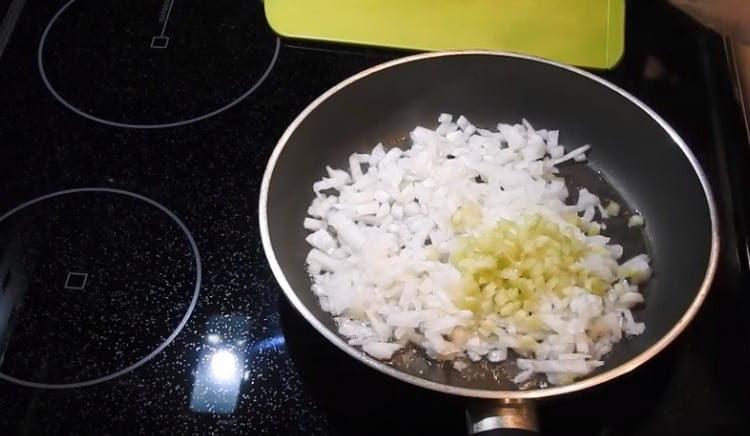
[258,50,720,399]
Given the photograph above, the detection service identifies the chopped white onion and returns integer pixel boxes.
[304,114,650,387]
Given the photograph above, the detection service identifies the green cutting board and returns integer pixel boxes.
[264,0,625,69]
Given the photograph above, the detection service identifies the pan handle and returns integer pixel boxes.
[466,399,539,435]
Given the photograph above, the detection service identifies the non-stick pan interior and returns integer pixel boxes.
[263,53,715,395]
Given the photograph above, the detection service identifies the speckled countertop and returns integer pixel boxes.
[0,1,748,435]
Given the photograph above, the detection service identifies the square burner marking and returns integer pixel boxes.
[150,36,169,49]
[64,272,88,290]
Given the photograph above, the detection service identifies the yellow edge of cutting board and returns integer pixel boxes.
[264,0,625,69]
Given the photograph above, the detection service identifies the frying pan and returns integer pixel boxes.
[259,52,719,434]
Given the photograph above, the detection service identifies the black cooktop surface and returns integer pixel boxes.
[0,1,748,435]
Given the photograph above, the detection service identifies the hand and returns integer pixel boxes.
[669,0,750,44]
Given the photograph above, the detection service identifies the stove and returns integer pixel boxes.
[0,1,748,435]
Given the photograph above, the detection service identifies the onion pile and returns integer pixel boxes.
[304,114,650,386]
